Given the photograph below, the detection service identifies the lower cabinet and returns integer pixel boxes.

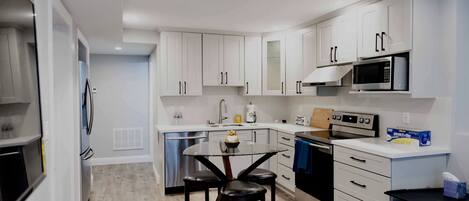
[277,163,296,192]
[334,190,361,201]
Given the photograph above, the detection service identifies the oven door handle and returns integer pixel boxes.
[307,142,331,150]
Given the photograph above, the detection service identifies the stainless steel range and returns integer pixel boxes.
[294,111,379,201]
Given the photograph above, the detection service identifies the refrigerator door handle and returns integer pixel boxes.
[83,148,94,160]
[85,79,94,135]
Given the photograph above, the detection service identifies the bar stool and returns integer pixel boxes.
[183,170,223,201]
[238,168,277,201]
[217,180,267,201]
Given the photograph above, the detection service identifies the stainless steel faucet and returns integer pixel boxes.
[218,99,228,124]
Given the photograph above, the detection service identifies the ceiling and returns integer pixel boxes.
[63,0,359,55]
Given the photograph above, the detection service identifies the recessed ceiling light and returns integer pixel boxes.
[115,46,123,51]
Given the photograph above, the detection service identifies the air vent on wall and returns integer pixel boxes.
[113,127,143,151]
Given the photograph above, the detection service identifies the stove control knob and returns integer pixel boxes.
[359,118,364,123]
[365,118,371,124]
[332,115,336,120]
[337,116,342,120]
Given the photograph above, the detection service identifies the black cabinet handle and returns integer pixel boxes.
[296,81,299,94]
[381,32,386,51]
[350,156,366,163]
[375,33,380,52]
[281,137,291,141]
[179,81,182,94]
[330,47,334,62]
[350,180,367,188]
[334,46,338,62]
[184,81,187,94]
[299,81,302,94]
[281,175,291,180]
[246,82,249,94]
[282,154,291,159]
[281,82,284,94]
[221,72,224,85]
[225,72,228,84]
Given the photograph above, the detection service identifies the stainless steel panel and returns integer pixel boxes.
[164,132,208,188]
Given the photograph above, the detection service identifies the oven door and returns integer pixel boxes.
[295,139,333,201]
[352,57,393,90]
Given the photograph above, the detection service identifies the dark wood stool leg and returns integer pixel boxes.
[184,183,190,201]
[271,181,276,201]
[205,188,210,201]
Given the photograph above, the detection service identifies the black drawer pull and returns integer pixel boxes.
[350,156,366,163]
[281,154,291,159]
[281,175,291,180]
[281,137,291,141]
[350,180,367,188]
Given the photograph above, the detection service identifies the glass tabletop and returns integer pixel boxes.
[183,141,287,157]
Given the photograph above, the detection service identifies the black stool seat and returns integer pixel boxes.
[184,170,222,183]
[238,168,277,201]
[218,180,266,201]
[184,170,223,201]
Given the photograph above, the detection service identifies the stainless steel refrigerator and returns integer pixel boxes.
[79,61,94,201]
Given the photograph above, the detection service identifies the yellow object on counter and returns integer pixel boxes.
[234,114,242,123]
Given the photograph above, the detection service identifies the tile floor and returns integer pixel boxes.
[90,163,294,201]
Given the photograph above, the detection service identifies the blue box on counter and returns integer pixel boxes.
[444,180,467,199]
[386,128,431,146]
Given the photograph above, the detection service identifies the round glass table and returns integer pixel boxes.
[183,141,287,181]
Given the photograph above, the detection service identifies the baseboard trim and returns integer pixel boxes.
[91,155,152,166]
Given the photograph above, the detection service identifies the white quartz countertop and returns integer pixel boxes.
[0,135,41,148]
[156,123,326,135]
[332,138,451,159]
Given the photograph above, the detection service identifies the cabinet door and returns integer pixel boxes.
[230,130,253,176]
[208,131,226,171]
[0,30,17,103]
[382,0,412,54]
[301,27,318,96]
[223,36,245,86]
[182,33,202,96]
[357,3,383,58]
[334,13,357,64]
[243,36,262,96]
[160,32,183,96]
[203,34,223,86]
[263,34,285,96]
[253,130,269,169]
[316,20,334,66]
[269,130,278,174]
[285,31,303,96]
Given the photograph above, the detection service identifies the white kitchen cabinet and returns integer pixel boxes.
[203,34,244,87]
[242,36,262,96]
[285,31,303,96]
[253,130,269,169]
[357,0,412,58]
[160,32,202,96]
[262,34,285,96]
[317,12,357,66]
[0,28,29,104]
[301,27,318,96]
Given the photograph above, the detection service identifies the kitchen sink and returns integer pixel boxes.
[207,123,245,127]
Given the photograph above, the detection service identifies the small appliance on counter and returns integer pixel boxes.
[246,102,256,123]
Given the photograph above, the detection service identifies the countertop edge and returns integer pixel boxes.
[155,124,322,135]
[0,135,42,148]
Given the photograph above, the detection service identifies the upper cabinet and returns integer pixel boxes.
[262,34,285,96]
[0,28,30,104]
[160,32,202,96]
[243,36,262,96]
[357,0,412,58]
[203,34,244,87]
[317,12,357,67]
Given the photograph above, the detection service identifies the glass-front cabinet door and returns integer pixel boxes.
[262,34,285,95]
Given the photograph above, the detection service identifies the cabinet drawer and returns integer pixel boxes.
[334,162,390,201]
[278,143,294,168]
[277,164,295,192]
[334,146,391,177]
[278,132,295,147]
[334,190,361,201]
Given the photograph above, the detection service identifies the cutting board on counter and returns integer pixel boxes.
[310,108,333,129]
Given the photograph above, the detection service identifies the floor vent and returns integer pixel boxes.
[113,127,144,151]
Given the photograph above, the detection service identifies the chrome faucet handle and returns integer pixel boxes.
[207,120,215,125]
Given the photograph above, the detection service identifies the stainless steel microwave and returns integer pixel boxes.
[352,55,409,91]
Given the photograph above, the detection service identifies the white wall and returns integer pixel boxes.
[90,54,150,159]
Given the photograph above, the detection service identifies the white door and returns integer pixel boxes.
[301,27,318,96]
[244,36,262,96]
[357,3,383,58]
[160,32,183,96]
[252,130,270,170]
[285,31,303,96]
[203,34,223,86]
[316,19,335,66]
[182,33,202,96]
[382,0,412,54]
[223,35,244,86]
[334,13,357,64]
[230,130,253,177]
[262,34,285,96]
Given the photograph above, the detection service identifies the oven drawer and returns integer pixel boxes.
[277,164,295,191]
[334,190,361,201]
[278,132,295,147]
[278,143,294,168]
[334,146,391,177]
[334,162,391,201]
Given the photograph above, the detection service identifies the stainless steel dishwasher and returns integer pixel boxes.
[164,131,208,194]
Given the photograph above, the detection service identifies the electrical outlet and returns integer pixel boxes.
[402,112,410,124]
